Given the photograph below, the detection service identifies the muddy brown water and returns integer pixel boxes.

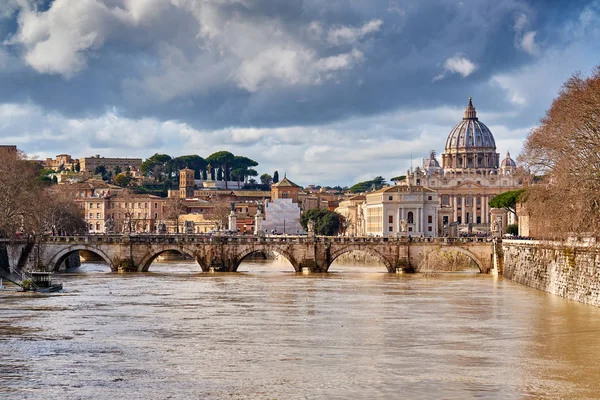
[1,259,600,399]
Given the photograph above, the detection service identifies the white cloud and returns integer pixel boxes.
[0,99,534,187]
[433,53,477,81]
[326,19,383,45]
[513,13,540,56]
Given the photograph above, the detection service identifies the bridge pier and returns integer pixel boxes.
[116,258,137,273]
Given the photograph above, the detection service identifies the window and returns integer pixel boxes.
[96,223,100,231]
[407,211,414,224]
[154,203,158,209]
[89,213,93,218]
[428,215,432,223]
[389,215,393,223]
[388,196,393,201]
[428,226,432,232]
[389,226,393,232]
[428,196,432,201]
[96,213,100,218]
[96,203,100,208]
[154,213,158,219]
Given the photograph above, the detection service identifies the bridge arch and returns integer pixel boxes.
[47,245,113,272]
[233,247,299,272]
[413,247,484,273]
[328,246,394,273]
[138,247,198,272]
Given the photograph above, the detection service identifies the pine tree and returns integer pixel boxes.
[273,170,279,183]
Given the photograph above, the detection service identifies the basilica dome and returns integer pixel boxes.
[441,98,500,173]
[500,152,516,168]
[444,98,496,151]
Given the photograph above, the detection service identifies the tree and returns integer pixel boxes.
[74,161,80,172]
[273,171,279,183]
[391,175,406,182]
[260,173,273,186]
[488,189,525,218]
[164,196,187,233]
[94,165,107,177]
[113,165,122,175]
[349,176,387,193]
[172,155,207,179]
[141,154,172,178]
[206,151,235,189]
[300,209,346,236]
[0,151,43,238]
[230,156,259,186]
[202,169,208,180]
[216,167,223,181]
[519,66,600,237]
[206,201,232,231]
[114,172,132,188]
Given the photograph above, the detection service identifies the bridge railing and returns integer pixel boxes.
[38,234,492,245]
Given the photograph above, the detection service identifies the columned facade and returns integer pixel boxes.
[400,99,523,236]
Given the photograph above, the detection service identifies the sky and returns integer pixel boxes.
[1,0,599,187]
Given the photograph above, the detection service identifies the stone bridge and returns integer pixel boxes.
[2,234,496,274]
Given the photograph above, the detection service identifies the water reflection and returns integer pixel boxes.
[2,259,600,399]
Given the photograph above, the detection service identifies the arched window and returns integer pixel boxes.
[95,223,100,231]
[407,211,414,224]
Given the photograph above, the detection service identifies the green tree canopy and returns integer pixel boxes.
[141,153,172,176]
[260,173,273,185]
[349,176,387,193]
[230,156,259,184]
[172,155,207,179]
[206,151,235,189]
[300,209,346,236]
[488,189,525,216]
[114,172,133,188]
[273,170,279,183]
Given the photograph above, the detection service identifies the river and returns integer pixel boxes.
[2,258,600,399]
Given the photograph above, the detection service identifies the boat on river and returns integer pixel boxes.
[27,272,63,292]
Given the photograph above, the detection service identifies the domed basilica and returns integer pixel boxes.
[402,98,522,234]
[336,98,523,238]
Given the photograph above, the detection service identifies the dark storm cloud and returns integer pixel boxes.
[0,0,568,128]
[0,0,599,186]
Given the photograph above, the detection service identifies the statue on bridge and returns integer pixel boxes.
[104,217,115,233]
[400,219,408,234]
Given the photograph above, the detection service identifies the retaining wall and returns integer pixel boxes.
[503,239,600,306]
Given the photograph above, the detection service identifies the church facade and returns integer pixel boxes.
[338,99,523,237]
[399,98,522,234]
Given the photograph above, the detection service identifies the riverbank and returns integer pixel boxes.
[502,239,600,307]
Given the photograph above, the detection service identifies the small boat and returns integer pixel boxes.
[28,272,63,293]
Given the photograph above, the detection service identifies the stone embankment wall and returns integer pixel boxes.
[503,239,600,306]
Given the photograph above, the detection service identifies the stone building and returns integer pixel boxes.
[361,186,439,237]
[399,99,523,234]
[79,155,142,174]
[43,154,74,171]
[335,195,366,236]
[78,192,166,233]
